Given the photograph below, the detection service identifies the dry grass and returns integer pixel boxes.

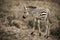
[0,0,60,40]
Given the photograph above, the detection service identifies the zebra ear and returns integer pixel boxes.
[24,6,26,9]
[24,6,28,10]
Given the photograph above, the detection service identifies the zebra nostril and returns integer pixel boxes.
[23,16,26,19]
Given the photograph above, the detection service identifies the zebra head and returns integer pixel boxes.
[24,6,37,16]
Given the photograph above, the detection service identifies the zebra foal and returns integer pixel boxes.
[23,6,50,38]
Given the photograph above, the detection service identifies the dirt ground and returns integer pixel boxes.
[0,0,60,40]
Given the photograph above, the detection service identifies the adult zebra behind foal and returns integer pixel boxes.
[23,6,50,38]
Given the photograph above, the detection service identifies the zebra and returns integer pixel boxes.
[23,6,50,38]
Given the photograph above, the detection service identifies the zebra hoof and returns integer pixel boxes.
[31,32,35,36]
[31,32,34,35]
[44,35,49,38]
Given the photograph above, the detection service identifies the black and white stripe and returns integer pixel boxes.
[24,6,50,38]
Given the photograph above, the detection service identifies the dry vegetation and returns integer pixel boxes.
[0,0,60,40]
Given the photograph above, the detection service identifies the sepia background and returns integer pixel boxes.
[0,0,60,40]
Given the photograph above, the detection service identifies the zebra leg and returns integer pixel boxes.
[47,20,50,38]
[31,18,36,35]
[44,20,49,38]
[38,20,41,36]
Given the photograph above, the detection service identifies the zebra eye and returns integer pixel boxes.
[24,12,26,13]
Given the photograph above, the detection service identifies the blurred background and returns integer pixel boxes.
[0,0,60,40]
